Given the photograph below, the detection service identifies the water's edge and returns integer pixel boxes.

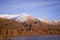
[8,36,60,40]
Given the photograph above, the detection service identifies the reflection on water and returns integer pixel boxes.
[9,36,60,40]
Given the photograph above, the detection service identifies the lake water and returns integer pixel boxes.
[9,36,60,40]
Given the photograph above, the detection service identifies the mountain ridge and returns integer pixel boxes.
[0,14,60,24]
[0,18,60,37]
[0,14,60,37]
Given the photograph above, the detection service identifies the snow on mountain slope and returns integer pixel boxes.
[0,14,18,19]
[14,14,36,22]
[49,20,60,24]
[11,14,49,23]
[35,17,48,23]
[0,14,60,24]
[11,14,60,25]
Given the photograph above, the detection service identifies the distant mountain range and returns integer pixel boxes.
[0,14,60,37]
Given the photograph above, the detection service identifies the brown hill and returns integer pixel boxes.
[0,18,26,37]
[0,18,60,37]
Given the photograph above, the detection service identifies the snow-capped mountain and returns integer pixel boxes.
[0,14,60,24]
[0,14,60,36]
[11,14,49,24]
[12,14,37,22]
[0,14,47,23]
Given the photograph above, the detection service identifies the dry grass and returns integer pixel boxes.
[0,18,60,37]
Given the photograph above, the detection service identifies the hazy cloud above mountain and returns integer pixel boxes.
[0,0,60,20]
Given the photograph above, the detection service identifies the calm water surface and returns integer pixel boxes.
[9,36,60,40]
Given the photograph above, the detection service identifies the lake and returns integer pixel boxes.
[9,36,60,40]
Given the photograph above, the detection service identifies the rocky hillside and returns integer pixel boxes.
[12,14,60,35]
[0,18,25,37]
[0,18,60,37]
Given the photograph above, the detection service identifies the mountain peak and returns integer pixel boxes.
[12,14,48,23]
[14,14,35,22]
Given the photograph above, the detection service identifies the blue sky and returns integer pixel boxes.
[0,0,60,20]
